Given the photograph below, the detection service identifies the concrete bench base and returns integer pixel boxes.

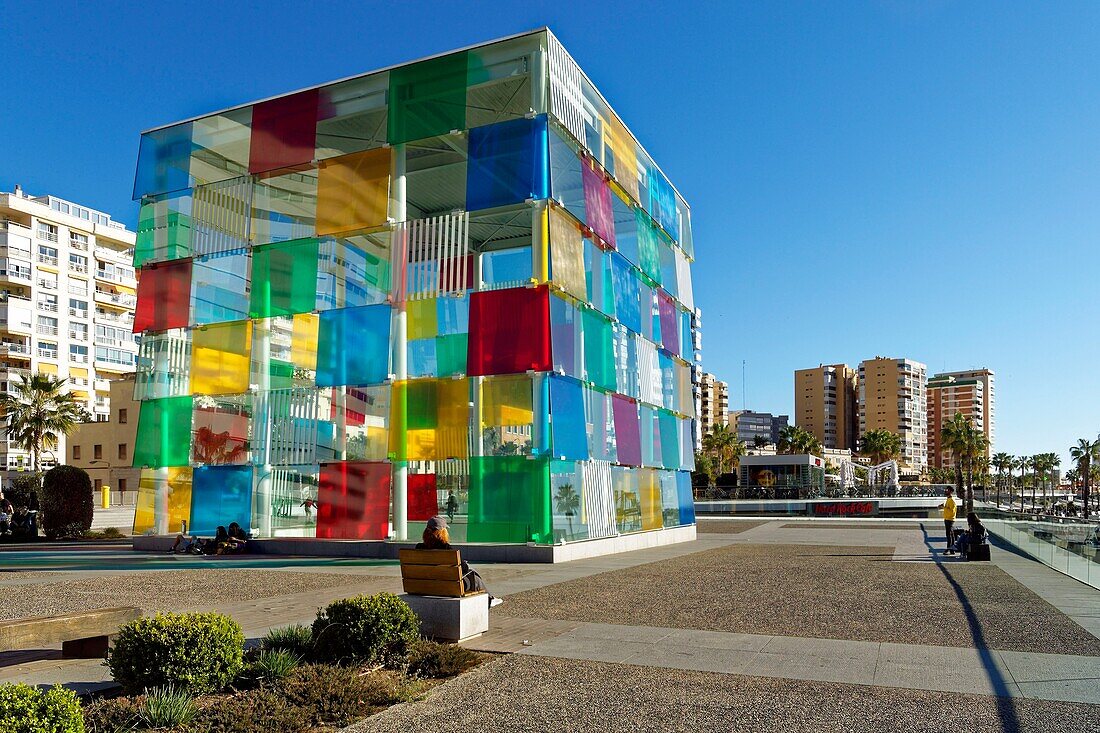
[400,593,488,643]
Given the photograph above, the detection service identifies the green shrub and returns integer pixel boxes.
[407,639,485,679]
[261,624,314,658]
[312,593,419,667]
[0,683,84,733]
[40,465,94,539]
[82,695,143,733]
[106,612,244,694]
[4,474,39,510]
[139,686,195,729]
[278,664,402,726]
[190,689,309,733]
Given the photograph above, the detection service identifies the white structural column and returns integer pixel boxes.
[392,143,409,540]
[254,316,273,537]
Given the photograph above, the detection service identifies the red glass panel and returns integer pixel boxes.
[249,89,319,175]
[408,473,438,521]
[612,395,642,467]
[467,285,551,376]
[133,260,192,333]
[316,461,391,540]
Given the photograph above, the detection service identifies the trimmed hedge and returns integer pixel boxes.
[0,683,84,733]
[312,593,419,667]
[106,612,244,694]
[40,465,93,539]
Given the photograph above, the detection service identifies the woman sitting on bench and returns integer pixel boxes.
[416,516,503,608]
[953,512,987,557]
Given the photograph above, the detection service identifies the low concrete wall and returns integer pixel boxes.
[132,524,698,564]
[696,497,949,517]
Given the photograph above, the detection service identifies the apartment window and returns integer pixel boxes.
[69,322,88,341]
[37,223,58,242]
[118,408,127,424]
[94,478,102,490]
[94,346,134,366]
[72,445,81,460]
[37,244,58,264]
[93,444,102,460]
[117,443,127,461]
[69,298,88,318]
[37,294,58,312]
[68,253,88,273]
[0,258,31,280]
[37,340,57,359]
[70,231,89,248]
[70,344,89,362]
[118,478,128,492]
[36,316,58,335]
[68,280,88,296]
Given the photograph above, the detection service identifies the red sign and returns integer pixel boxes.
[812,501,877,517]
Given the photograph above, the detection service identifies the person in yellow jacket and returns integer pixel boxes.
[939,488,958,555]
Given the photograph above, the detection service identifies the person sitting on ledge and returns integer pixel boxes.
[953,512,987,557]
[416,515,503,608]
[224,522,250,553]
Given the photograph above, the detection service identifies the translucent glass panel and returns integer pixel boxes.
[191,108,252,186]
[134,396,194,468]
[190,465,253,535]
[135,191,193,267]
[585,387,616,463]
[192,250,250,325]
[408,472,438,521]
[133,122,193,200]
[480,374,533,457]
[395,379,469,461]
[549,126,585,222]
[677,471,696,525]
[250,238,319,318]
[133,467,192,535]
[659,410,681,470]
[467,455,551,543]
[480,246,531,290]
[550,460,586,541]
[582,162,615,248]
[251,169,317,246]
[548,375,587,460]
[317,461,391,540]
[466,34,540,127]
[190,177,252,257]
[316,304,391,386]
[605,113,640,202]
[615,329,640,400]
[583,240,614,316]
[316,148,391,235]
[636,208,662,285]
[337,385,391,461]
[389,52,469,145]
[134,260,192,333]
[192,321,252,395]
[638,468,664,531]
[659,470,681,528]
[466,115,549,212]
[249,89,319,175]
[135,330,192,401]
[255,465,320,537]
[317,74,389,159]
[657,291,679,356]
[193,395,251,465]
[549,206,585,300]
[611,254,641,334]
[639,404,660,468]
[612,466,642,533]
[467,285,550,376]
[582,309,615,391]
[647,166,679,242]
[317,232,392,310]
[612,395,641,467]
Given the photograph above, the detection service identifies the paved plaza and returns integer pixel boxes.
[2,517,1098,730]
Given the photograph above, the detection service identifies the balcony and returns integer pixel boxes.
[37,278,57,290]
[36,325,58,336]
[0,267,32,284]
[37,349,58,360]
[69,307,89,319]
[94,289,137,308]
[94,246,134,263]
[0,343,31,357]
[67,330,89,342]
[69,262,88,274]
[94,309,133,326]
[37,301,58,313]
[0,367,31,381]
[70,353,89,364]
[69,239,89,252]
[94,378,110,391]
[37,230,58,244]
[95,268,136,286]
[37,254,58,266]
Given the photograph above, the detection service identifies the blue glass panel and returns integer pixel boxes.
[610,254,641,333]
[549,127,585,223]
[676,470,696,525]
[317,234,391,310]
[437,295,470,335]
[659,351,676,410]
[659,410,680,470]
[612,195,638,268]
[549,293,581,379]
[190,465,253,535]
[133,123,193,200]
[647,166,679,242]
[316,304,392,386]
[549,375,587,461]
[192,249,251,325]
[409,338,437,378]
[482,246,532,289]
[466,115,549,211]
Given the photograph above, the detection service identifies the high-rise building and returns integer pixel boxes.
[858,356,927,470]
[794,364,857,450]
[698,372,728,437]
[0,187,137,481]
[127,29,698,547]
[927,368,995,469]
[729,410,788,446]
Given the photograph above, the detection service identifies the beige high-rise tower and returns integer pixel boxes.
[698,372,729,437]
[858,356,927,470]
[927,368,995,469]
[794,364,858,450]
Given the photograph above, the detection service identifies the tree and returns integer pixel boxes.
[992,452,1014,506]
[777,426,821,457]
[859,429,902,466]
[701,424,744,476]
[39,464,94,539]
[0,374,90,476]
[554,482,580,539]
[1070,437,1099,519]
[753,435,769,450]
[940,413,987,512]
[692,451,717,490]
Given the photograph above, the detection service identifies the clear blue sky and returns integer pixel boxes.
[2,1,1097,466]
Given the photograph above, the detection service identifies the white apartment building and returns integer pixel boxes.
[0,186,137,479]
[858,356,928,471]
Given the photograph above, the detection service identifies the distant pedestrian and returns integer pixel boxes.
[445,490,458,521]
[939,488,958,555]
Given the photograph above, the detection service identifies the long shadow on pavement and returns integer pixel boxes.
[920,523,1019,733]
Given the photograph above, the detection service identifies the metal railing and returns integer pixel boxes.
[37,254,58,266]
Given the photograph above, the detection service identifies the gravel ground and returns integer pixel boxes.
[347,654,1098,733]
[695,519,770,534]
[0,569,365,620]
[497,544,1100,655]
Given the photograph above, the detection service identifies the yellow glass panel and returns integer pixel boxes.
[191,320,252,395]
[133,467,193,535]
[316,147,391,236]
[436,378,468,459]
[407,298,438,340]
[481,375,532,427]
[638,468,663,531]
[291,313,319,370]
[605,113,639,202]
[407,428,436,461]
[549,206,585,300]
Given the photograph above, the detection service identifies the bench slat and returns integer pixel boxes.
[398,548,461,567]
[0,607,141,652]
[402,564,463,581]
[402,578,466,597]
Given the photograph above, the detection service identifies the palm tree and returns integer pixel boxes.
[0,374,90,477]
[701,423,744,477]
[992,452,1013,506]
[940,413,971,507]
[1070,437,1099,519]
[554,482,580,538]
[858,429,902,466]
[776,426,822,457]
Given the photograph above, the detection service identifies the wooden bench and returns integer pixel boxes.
[0,607,141,658]
[398,549,487,642]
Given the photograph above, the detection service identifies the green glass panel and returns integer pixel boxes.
[659,410,680,470]
[133,396,194,468]
[250,238,320,318]
[388,51,469,144]
[582,309,616,392]
[636,208,662,285]
[134,194,193,268]
[436,333,467,376]
[407,380,438,430]
[269,359,295,390]
[467,455,551,543]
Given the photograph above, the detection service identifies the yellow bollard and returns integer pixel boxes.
[101,486,111,509]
